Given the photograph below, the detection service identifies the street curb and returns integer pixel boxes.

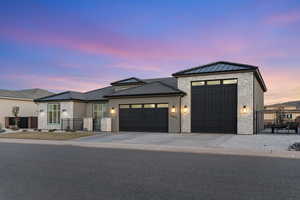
[0,138,299,159]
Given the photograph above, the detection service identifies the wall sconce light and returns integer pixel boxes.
[241,105,248,114]
[62,109,67,113]
[110,107,115,114]
[183,105,188,113]
[39,109,44,113]
[171,106,176,113]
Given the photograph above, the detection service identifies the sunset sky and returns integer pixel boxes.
[0,0,299,105]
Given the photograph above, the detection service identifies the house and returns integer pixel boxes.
[264,104,300,125]
[0,89,54,129]
[35,61,267,134]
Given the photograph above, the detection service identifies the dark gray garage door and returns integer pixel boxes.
[191,79,237,134]
[119,104,168,132]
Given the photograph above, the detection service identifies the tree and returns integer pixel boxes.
[12,106,20,129]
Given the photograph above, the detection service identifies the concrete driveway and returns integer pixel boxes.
[74,132,234,147]
[74,132,300,152]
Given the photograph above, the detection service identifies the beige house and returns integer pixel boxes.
[264,105,300,125]
[35,61,266,134]
[0,89,53,128]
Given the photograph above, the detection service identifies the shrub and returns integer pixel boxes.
[49,129,56,132]
[288,143,300,151]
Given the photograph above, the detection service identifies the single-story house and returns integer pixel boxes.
[0,89,54,129]
[264,105,300,125]
[35,61,267,134]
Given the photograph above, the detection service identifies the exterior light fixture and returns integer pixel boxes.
[62,109,67,113]
[183,105,188,113]
[171,106,176,113]
[110,107,115,114]
[241,105,248,114]
[39,109,44,113]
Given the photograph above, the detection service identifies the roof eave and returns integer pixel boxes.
[105,92,186,99]
[34,98,85,103]
[172,69,256,77]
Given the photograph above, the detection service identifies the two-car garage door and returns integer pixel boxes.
[119,104,169,132]
[191,79,238,134]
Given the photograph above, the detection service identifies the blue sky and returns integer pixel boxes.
[1,0,300,104]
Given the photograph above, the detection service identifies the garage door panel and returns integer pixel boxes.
[192,82,237,134]
[119,106,168,132]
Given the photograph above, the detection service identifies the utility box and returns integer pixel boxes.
[101,118,111,132]
[83,117,93,131]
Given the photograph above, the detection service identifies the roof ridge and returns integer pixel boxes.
[84,85,112,94]
[110,77,145,85]
[35,91,71,101]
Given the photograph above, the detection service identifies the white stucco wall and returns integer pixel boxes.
[37,101,75,130]
[178,72,254,134]
[0,98,38,128]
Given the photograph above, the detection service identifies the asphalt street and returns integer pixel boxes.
[0,143,299,200]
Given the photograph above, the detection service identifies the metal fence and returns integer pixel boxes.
[61,118,84,131]
[256,110,300,134]
[93,118,101,132]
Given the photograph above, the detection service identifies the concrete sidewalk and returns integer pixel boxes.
[0,136,300,159]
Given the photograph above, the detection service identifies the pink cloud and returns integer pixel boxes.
[263,68,300,105]
[266,10,300,25]
[4,74,111,92]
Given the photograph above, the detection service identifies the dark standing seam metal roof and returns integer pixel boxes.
[172,61,258,76]
[104,81,185,98]
[173,61,267,92]
[35,77,182,102]
[35,91,86,101]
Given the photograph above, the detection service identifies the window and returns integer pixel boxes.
[192,81,205,86]
[144,104,155,108]
[223,79,237,84]
[93,103,109,119]
[131,104,142,108]
[120,105,130,109]
[157,104,169,108]
[207,80,221,85]
[48,104,60,124]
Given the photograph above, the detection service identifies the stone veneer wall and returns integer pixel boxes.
[177,72,254,134]
[254,76,265,133]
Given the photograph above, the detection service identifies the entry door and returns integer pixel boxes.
[191,80,237,133]
[119,104,168,132]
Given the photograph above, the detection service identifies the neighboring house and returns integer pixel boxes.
[0,89,54,128]
[264,103,300,125]
[35,61,267,134]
